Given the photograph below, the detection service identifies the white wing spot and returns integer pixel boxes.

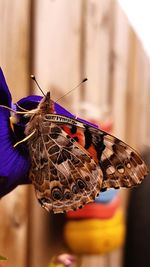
[126,163,131,169]
[106,166,116,175]
[117,167,125,174]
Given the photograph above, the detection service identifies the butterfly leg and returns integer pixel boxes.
[13,129,36,148]
[15,102,30,112]
[0,104,35,115]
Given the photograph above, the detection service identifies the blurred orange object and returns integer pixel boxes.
[66,195,120,220]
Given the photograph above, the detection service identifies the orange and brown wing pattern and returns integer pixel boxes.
[98,133,148,189]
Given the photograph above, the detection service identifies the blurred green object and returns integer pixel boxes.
[0,255,7,260]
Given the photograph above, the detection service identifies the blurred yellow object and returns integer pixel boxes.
[48,261,63,267]
[64,209,125,254]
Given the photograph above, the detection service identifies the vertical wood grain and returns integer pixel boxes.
[82,0,113,120]
[138,47,150,149]
[0,1,31,267]
[80,255,108,267]
[0,0,31,100]
[111,1,130,140]
[129,40,150,149]
[0,187,28,267]
[125,29,139,147]
[29,1,82,267]
[33,0,82,113]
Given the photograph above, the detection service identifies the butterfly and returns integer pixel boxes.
[25,92,148,213]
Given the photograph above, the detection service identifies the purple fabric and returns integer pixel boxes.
[0,68,11,106]
[0,68,30,197]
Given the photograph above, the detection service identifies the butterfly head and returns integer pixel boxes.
[38,92,55,114]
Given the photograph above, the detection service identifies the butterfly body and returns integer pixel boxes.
[25,92,148,213]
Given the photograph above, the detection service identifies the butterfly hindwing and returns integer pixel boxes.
[27,118,102,213]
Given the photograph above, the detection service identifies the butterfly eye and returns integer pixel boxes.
[52,187,63,200]
[77,179,86,190]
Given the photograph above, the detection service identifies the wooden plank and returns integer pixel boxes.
[111,1,130,140]
[125,28,139,148]
[108,248,123,267]
[134,42,150,149]
[78,1,124,267]
[125,28,150,150]
[0,187,28,267]
[82,0,113,120]
[0,1,31,267]
[137,49,150,150]
[27,189,51,267]
[30,1,82,267]
[33,0,82,113]
[116,3,150,150]
[0,0,31,100]
[80,255,108,267]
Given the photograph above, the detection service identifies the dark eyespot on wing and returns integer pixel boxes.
[72,184,80,194]
[64,191,73,199]
[52,187,63,200]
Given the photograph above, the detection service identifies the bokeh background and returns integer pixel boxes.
[0,1,150,267]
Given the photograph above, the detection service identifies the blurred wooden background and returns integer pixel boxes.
[0,0,150,267]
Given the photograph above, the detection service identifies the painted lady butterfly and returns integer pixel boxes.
[25,92,148,213]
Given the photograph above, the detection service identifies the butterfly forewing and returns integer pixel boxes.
[100,134,147,189]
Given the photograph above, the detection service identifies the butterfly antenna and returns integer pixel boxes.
[55,78,88,102]
[31,75,46,96]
